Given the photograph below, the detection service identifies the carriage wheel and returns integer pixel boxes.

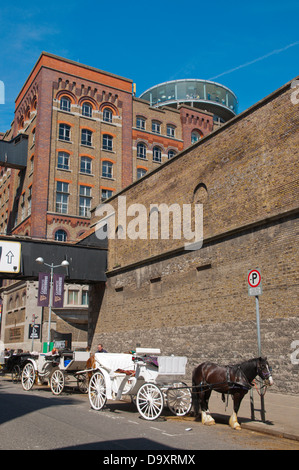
[136,383,164,420]
[88,371,107,410]
[21,363,35,391]
[166,382,192,416]
[50,368,65,395]
[11,365,21,383]
[77,373,88,394]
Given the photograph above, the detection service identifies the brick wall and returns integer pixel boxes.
[90,79,299,394]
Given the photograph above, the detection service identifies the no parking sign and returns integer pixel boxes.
[248,269,262,296]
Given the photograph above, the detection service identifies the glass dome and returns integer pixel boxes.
[139,79,238,122]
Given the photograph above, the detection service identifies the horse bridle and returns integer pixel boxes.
[257,362,272,381]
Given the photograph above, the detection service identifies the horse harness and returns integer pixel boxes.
[197,364,253,395]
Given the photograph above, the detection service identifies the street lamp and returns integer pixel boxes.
[36,257,69,352]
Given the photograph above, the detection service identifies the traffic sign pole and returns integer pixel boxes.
[248,268,265,422]
[255,294,261,357]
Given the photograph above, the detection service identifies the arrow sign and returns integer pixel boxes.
[0,241,21,273]
[6,251,14,264]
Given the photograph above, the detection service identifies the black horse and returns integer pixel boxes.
[192,357,273,430]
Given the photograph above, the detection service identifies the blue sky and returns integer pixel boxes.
[0,0,298,132]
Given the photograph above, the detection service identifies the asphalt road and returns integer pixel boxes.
[0,376,298,453]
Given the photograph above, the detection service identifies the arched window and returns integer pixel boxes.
[60,96,71,112]
[168,150,176,159]
[102,134,113,151]
[137,142,147,159]
[82,102,92,118]
[15,295,20,308]
[81,128,92,146]
[102,161,113,179]
[103,108,112,123]
[80,156,92,174]
[55,229,67,242]
[137,168,147,179]
[59,123,71,141]
[57,151,70,170]
[191,130,203,143]
[153,146,162,162]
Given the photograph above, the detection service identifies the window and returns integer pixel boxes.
[68,290,78,305]
[28,186,32,215]
[102,161,113,179]
[81,128,92,146]
[80,156,92,174]
[79,185,92,217]
[152,121,161,134]
[102,134,113,151]
[136,116,145,129]
[82,290,89,306]
[167,125,175,137]
[101,189,113,201]
[137,168,147,179]
[168,149,176,159]
[56,181,69,214]
[82,102,92,118]
[191,130,202,143]
[137,142,146,159]
[57,151,70,170]
[60,96,71,112]
[59,124,71,141]
[55,229,67,242]
[103,108,112,123]
[153,146,162,162]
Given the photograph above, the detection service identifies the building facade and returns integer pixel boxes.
[0,52,234,351]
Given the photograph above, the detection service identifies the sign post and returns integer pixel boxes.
[247,268,265,422]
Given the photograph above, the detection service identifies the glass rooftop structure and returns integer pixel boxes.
[139,79,238,123]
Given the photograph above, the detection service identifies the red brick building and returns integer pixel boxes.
[0,52,235,351]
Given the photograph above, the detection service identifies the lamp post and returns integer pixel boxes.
[36,257,69,352]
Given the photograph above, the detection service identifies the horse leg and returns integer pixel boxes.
[192,383,200,418]
[229,392,243,430]
[201,389,215,426]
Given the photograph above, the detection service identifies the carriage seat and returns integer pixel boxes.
[94,353,135,375]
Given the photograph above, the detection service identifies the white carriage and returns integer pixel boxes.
[21,352,58,391]
[87,348,192,420]
[50,350,91,395]
[21,350,90,394]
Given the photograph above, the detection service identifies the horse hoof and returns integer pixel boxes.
[229,413,241,430]
[201,412,215,426]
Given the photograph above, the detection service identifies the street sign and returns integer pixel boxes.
[0,241,21,273]
[29,324,40,340]
[248,268,262,296]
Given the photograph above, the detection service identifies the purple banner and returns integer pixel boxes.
[52,274,65,308]
[37,273,50,307]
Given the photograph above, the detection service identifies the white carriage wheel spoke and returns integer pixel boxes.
[22,363,35,391]
[167,382,192,416]
[89,372,107,410]
[51,370,64,395]
[137,383,164,420]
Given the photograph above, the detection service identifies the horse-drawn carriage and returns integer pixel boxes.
[21,352,59,390]
[50,350,90,395]
[3,352,37,383]
[86,348,192,421]
[21,350,91,394]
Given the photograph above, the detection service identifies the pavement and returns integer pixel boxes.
[199,388,299,442]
